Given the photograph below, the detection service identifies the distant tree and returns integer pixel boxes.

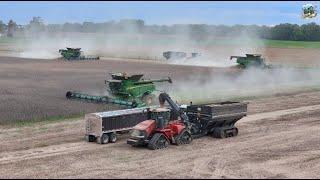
[188,24,209,42]
[0,20,5,34]
[26,17,46,35]
[7,19,17,37]
[300,22,320,41]
[119,19,145,33]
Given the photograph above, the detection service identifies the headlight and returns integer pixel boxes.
[131,130,146,139]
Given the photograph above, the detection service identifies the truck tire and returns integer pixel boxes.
[147,133,169,150]
[97,134,109,144]
[85,135,95,142]
[109,133,117,143]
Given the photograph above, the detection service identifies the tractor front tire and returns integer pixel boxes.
[147,133,169,150]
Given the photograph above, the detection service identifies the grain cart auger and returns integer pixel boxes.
[230,54,272,69]
[66,72,172,108]
[59,47,100,60]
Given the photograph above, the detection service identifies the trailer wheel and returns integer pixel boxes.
[148,133,169,150]
[109,133,117,143]
[97,134,109,144]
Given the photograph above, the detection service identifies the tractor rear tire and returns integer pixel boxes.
[147,133,169,150]
[97,134,109,144]
[109,133,117,143]
[175,129,193,145]
[142,94,156,106]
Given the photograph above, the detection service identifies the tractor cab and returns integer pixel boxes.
[148,107,171,129]
[128,107,171,145]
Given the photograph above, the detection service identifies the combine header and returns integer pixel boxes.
[66,72,172,108]
[59,47,100,60]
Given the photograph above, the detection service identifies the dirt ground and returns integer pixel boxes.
[0,91,320,178]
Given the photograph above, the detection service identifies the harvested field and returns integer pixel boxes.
[0,91,320,178]
[0,44,320,178]
[1,49,320,124]
[0,56,239,124]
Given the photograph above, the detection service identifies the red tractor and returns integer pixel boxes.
[127,93,192,150]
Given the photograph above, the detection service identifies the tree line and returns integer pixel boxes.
[1,17,320,41]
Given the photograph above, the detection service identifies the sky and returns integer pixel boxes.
[0,1,319,26]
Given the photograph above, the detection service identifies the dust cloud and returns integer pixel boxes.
[167,67,320,104]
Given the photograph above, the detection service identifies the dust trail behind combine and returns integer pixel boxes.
[168,67,320,104]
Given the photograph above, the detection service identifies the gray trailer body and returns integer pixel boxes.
[85,107,152,144]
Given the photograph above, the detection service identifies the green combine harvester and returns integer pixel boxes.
[230,54,272,69]
[59,47,100,60]
[66,72,172,108]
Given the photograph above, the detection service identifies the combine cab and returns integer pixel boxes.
[230,54,271,69]
[66,72,172,108]
[59,47,100,60]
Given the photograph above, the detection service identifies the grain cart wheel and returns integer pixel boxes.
[232,128,238,137]
[219,129,227,139]
[109,133,117,143]
[211,128,220,138]
[175,129,193,145]
[142,94,156,106]
[97,134,109,144]
[147,133,169,150]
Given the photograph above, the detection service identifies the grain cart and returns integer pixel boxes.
[230,54,272,69]
[66,72,172,108]
[186,101,248,139]
[58,47,100,60]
